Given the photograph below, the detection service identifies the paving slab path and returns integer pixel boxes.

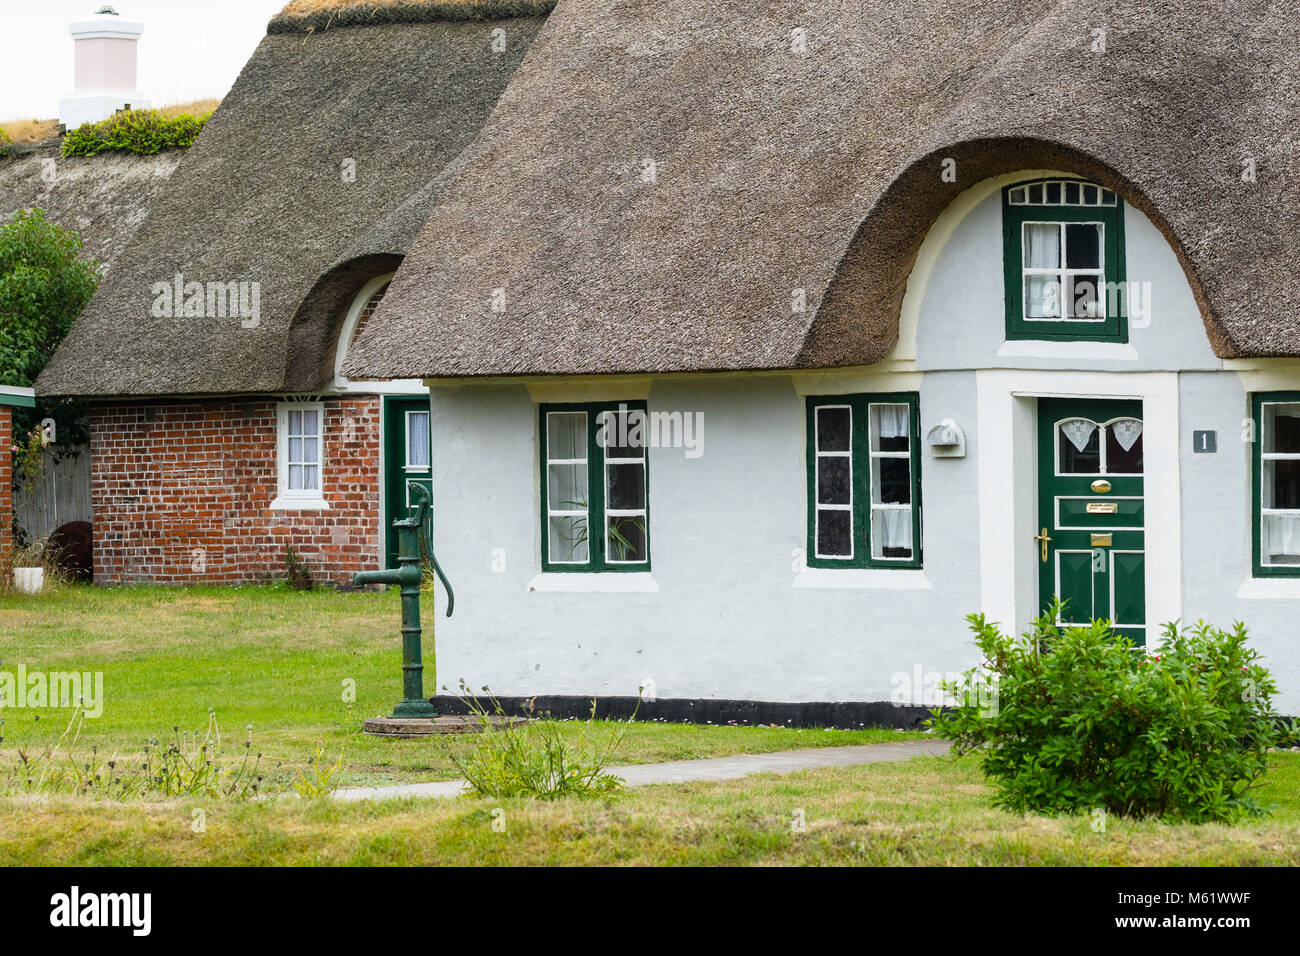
[333,738,951,803]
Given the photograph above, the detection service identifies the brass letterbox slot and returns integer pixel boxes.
[1091,533,1113,547]
[1086,502,1119,515]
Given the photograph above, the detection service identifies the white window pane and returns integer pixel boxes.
[548,463,587,510]
[288,410,302,434]
[288,464,303,490]
[607,516,647,562]
[1263,459,1300,510]
[548,515,589,562]
[1024,275,1061,318]
[606,462,646,510]
[408,411,431,467]
[1265,404,1300,454]
[1262,513,1300,565]
[871,456,911,505]
[288,437,302,462]
[303,464,319,491]
[1023,223,1061,268]
[302,437,319,464]
[817,509,852,557]
[817,456,851,505]
[871,508,913,559]
[870,404,909,451]
[547,412,586,461]
[816,406,851,452]
[302,410,319,434]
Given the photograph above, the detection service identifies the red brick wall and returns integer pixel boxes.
[90,397,381,586]
[0,406,11,569]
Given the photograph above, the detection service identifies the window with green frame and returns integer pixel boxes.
[540,401,649,572]
[1252,392,1300,576]
[1003,178,1127,342]
[805,393,922,569]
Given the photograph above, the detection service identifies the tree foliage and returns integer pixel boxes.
[0,208,99,451]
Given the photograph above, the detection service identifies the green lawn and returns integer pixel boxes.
[0,585,918,791]
[2,584,1297,866]
[2,753,1297,865]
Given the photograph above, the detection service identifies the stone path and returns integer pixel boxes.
[332,738,950,803]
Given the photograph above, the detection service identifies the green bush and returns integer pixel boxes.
[0,127,11,159]
[61,108,210,157]
[929,602,1289,823]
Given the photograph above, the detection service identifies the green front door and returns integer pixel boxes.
[1037,398,1145,644]
[383,396,433,569]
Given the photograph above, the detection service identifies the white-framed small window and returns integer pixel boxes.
[405,409,431,471]
[275,402,326,507]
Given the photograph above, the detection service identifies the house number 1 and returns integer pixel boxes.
[1193,430,1217,453]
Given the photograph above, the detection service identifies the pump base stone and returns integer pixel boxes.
[362,715,528,737]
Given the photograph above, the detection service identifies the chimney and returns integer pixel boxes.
[58,6,150,130]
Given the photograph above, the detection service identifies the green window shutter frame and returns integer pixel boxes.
[804,393,923,570]
[1252,391,1300,578]
[539,400,651,573]
[1002,180,1128,343]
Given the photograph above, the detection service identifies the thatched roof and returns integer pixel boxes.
[343,0,1300,381]
[0,145,179,276]
[37,12,547,397]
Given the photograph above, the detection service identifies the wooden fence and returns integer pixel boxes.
[13,446,92,543]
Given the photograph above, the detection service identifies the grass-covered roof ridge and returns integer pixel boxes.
[270,0,555,33]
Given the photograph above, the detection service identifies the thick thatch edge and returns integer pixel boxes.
[268,0,555,34]
[800,137,1224,369]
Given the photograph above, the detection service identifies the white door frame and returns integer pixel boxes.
[975,369,1181,645]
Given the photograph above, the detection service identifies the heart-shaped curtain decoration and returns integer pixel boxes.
[1111,418,1143,452]
[1060,419,1098,452]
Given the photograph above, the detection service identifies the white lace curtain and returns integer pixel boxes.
[1111,418,1143,452]
[875,404,909,440]
[875,508,912,549]
[1060,419,1097,452]
[1263,514,1300,563]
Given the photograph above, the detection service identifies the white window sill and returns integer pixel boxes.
[996,340,1138,362]
[269,495,330,511]
[528,572,659,593]
[1236,577,1300,600]
[793,567,932,590]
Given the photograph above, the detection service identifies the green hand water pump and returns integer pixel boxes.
[353,483,454,719]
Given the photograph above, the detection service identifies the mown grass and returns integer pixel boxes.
[0,585,918,791]
[2,753,1297,866]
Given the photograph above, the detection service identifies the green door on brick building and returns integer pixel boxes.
[383,396,432,569]
[1037,398,1146,644]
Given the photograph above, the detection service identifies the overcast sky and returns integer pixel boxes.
[0,0,287,121]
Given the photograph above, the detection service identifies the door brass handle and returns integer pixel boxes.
[1034,527,1052,562]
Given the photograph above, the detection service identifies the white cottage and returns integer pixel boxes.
[344,0,1300,716]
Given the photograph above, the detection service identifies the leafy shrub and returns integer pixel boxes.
[284,546,314,591]
[61,108,210,157]
[929,602,1288,823]
[0,127,11,159]
[451,683,629,799]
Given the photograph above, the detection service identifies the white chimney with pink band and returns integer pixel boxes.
[58,6,150,130]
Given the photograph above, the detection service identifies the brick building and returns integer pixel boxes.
[35,8,550,586]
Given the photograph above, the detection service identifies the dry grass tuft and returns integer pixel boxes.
[0,118,60,144]
[157,98,220,119]
[279,0,479,15]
